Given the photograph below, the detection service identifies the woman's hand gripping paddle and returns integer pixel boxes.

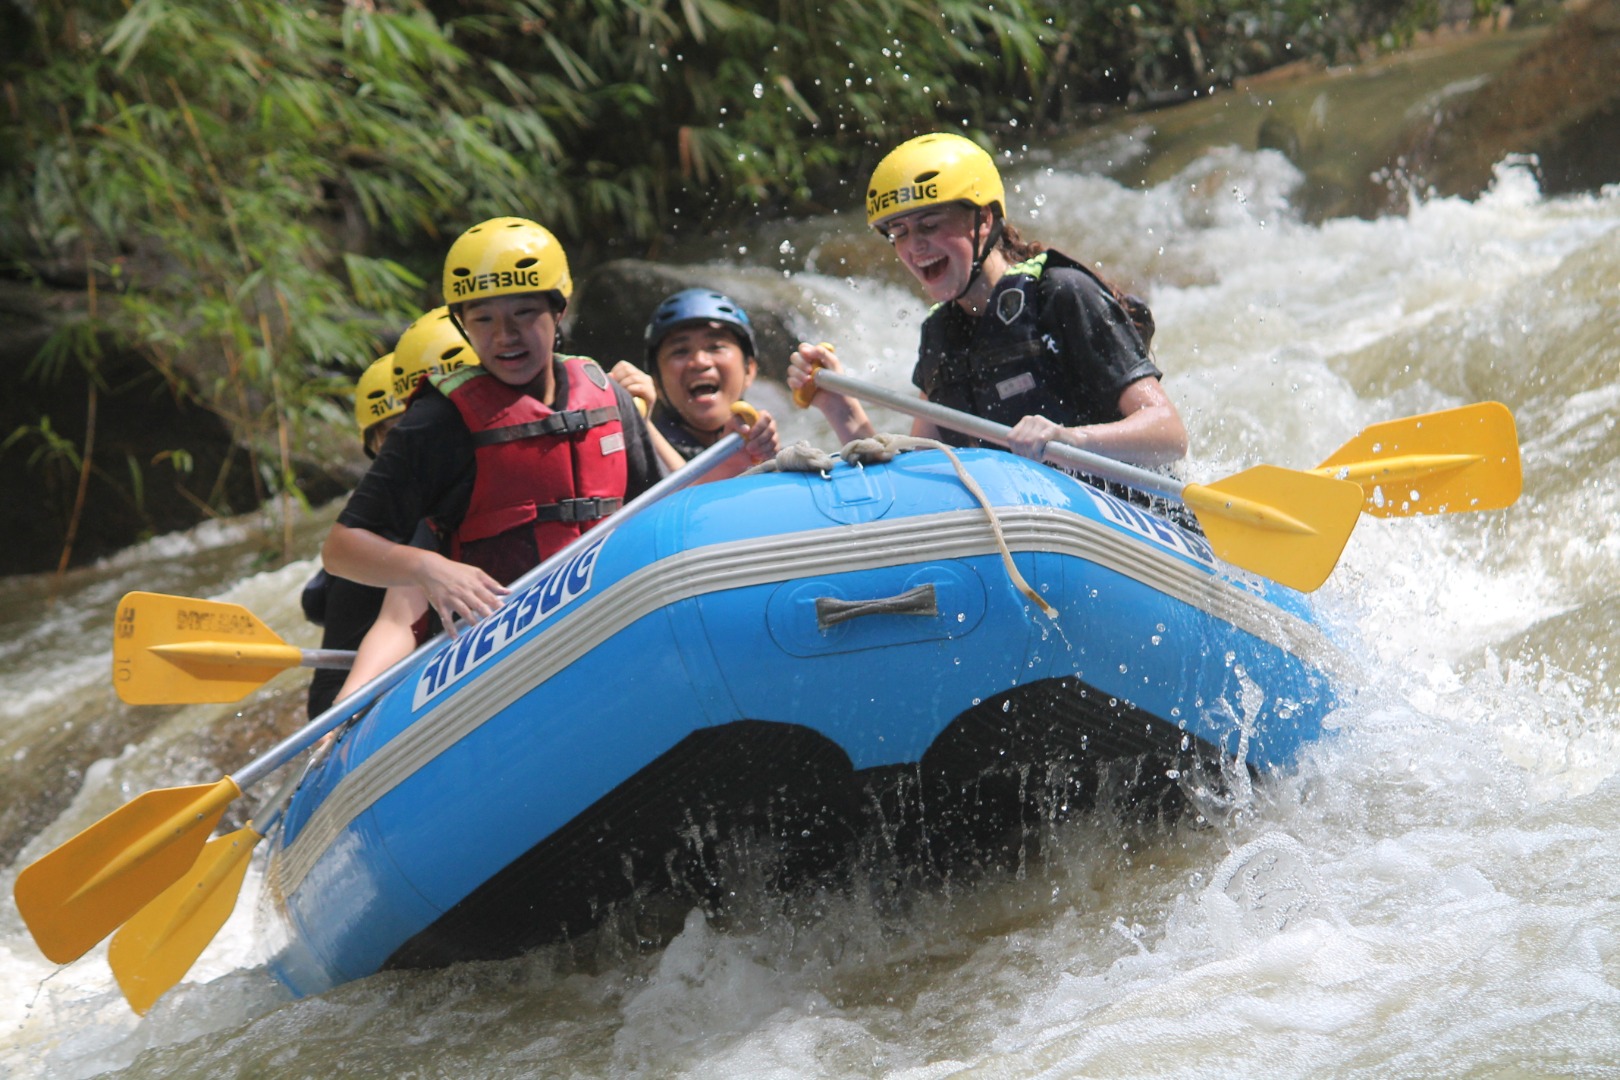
[14,430,749,968]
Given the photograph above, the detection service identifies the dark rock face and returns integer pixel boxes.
[0,283,351,577]
[1405,0,1620,199]
[565,259,805,384]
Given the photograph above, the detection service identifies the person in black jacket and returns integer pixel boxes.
[303,310,480,717]
[788,132,1188,472]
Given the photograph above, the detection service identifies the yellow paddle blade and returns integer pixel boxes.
[13,778,241,963]
[1313,402,1522,517]
[1184,466,1365,593]
[110,822,262,1015]
[114,591,302,704]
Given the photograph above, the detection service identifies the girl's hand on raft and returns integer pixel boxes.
[608,361,657,416]
[415,550,508,634]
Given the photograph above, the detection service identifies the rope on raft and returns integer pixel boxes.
[747,434,1058,621]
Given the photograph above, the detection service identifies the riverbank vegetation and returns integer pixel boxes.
[1,0,1511,574]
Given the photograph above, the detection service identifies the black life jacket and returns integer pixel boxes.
[914,250,1151,448]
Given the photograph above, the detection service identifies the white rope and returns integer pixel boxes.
[747,434,1057,621]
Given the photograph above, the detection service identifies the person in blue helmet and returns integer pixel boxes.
[611,287,780,482]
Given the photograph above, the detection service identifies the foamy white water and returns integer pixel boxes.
[3,136,1617,1077]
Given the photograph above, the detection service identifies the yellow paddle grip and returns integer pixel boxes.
[792,343,837,409]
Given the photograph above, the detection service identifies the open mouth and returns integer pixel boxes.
[684,378,722,402]
[913,253,949,286]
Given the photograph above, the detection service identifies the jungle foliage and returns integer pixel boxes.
[0,0,1496,569]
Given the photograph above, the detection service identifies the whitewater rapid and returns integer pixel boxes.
[2,140,1617,1077]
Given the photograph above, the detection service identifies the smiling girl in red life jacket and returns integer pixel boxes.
[322,218,665,700]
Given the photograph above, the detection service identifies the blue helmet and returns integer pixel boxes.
[644,288,755,364]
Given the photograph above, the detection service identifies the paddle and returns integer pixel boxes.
[1309,402,1521,517]
[13,431,747,966]
[116,406,1511,700]
[113,591,355,706]
[108,755,312,1014]
[797,367,1364,594]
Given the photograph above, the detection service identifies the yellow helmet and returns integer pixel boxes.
[391,306,478,399]
[865,132,1005,231]
[354,354,402,438]
[442,216,572,309]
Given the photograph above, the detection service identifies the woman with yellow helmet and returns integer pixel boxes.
[789,132,1188,475]
[322,219,664,681]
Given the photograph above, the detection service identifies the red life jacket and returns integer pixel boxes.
[432,358,628,586]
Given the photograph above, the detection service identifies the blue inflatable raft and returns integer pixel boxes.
[266,447,1348,997]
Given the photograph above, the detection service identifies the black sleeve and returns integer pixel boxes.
[1041,269,1162,418]
[336,391,477,541]
[611,380,669,497]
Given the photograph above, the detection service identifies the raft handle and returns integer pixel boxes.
[815,584,938,629]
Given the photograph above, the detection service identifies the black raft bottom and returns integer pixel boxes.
[384,674,1228,972]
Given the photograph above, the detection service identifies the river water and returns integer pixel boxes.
[4,34,1619,1080]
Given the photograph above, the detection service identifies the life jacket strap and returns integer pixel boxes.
[470,405,621,446]
[533,496,622,524]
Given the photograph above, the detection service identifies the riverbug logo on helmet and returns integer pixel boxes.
[442,216,573,310]
[448,268,548,300]
[866,177,940,222]
[391,306,477,399]
[353,353,401,442]
[865,132,1006,231]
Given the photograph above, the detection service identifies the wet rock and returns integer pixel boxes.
[1403,0,1620,198]
[565,259,806,383]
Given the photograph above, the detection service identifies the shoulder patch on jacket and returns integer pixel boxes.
[578,358,610,391]
[995,289,1026,325]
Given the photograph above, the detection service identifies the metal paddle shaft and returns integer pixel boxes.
[814,369,1184,499]
[141,642,356,670]
[232,431,744,791]
[14,433,744,965]
[809,368,1365,593]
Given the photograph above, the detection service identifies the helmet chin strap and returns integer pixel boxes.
[949,210,1004,304]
